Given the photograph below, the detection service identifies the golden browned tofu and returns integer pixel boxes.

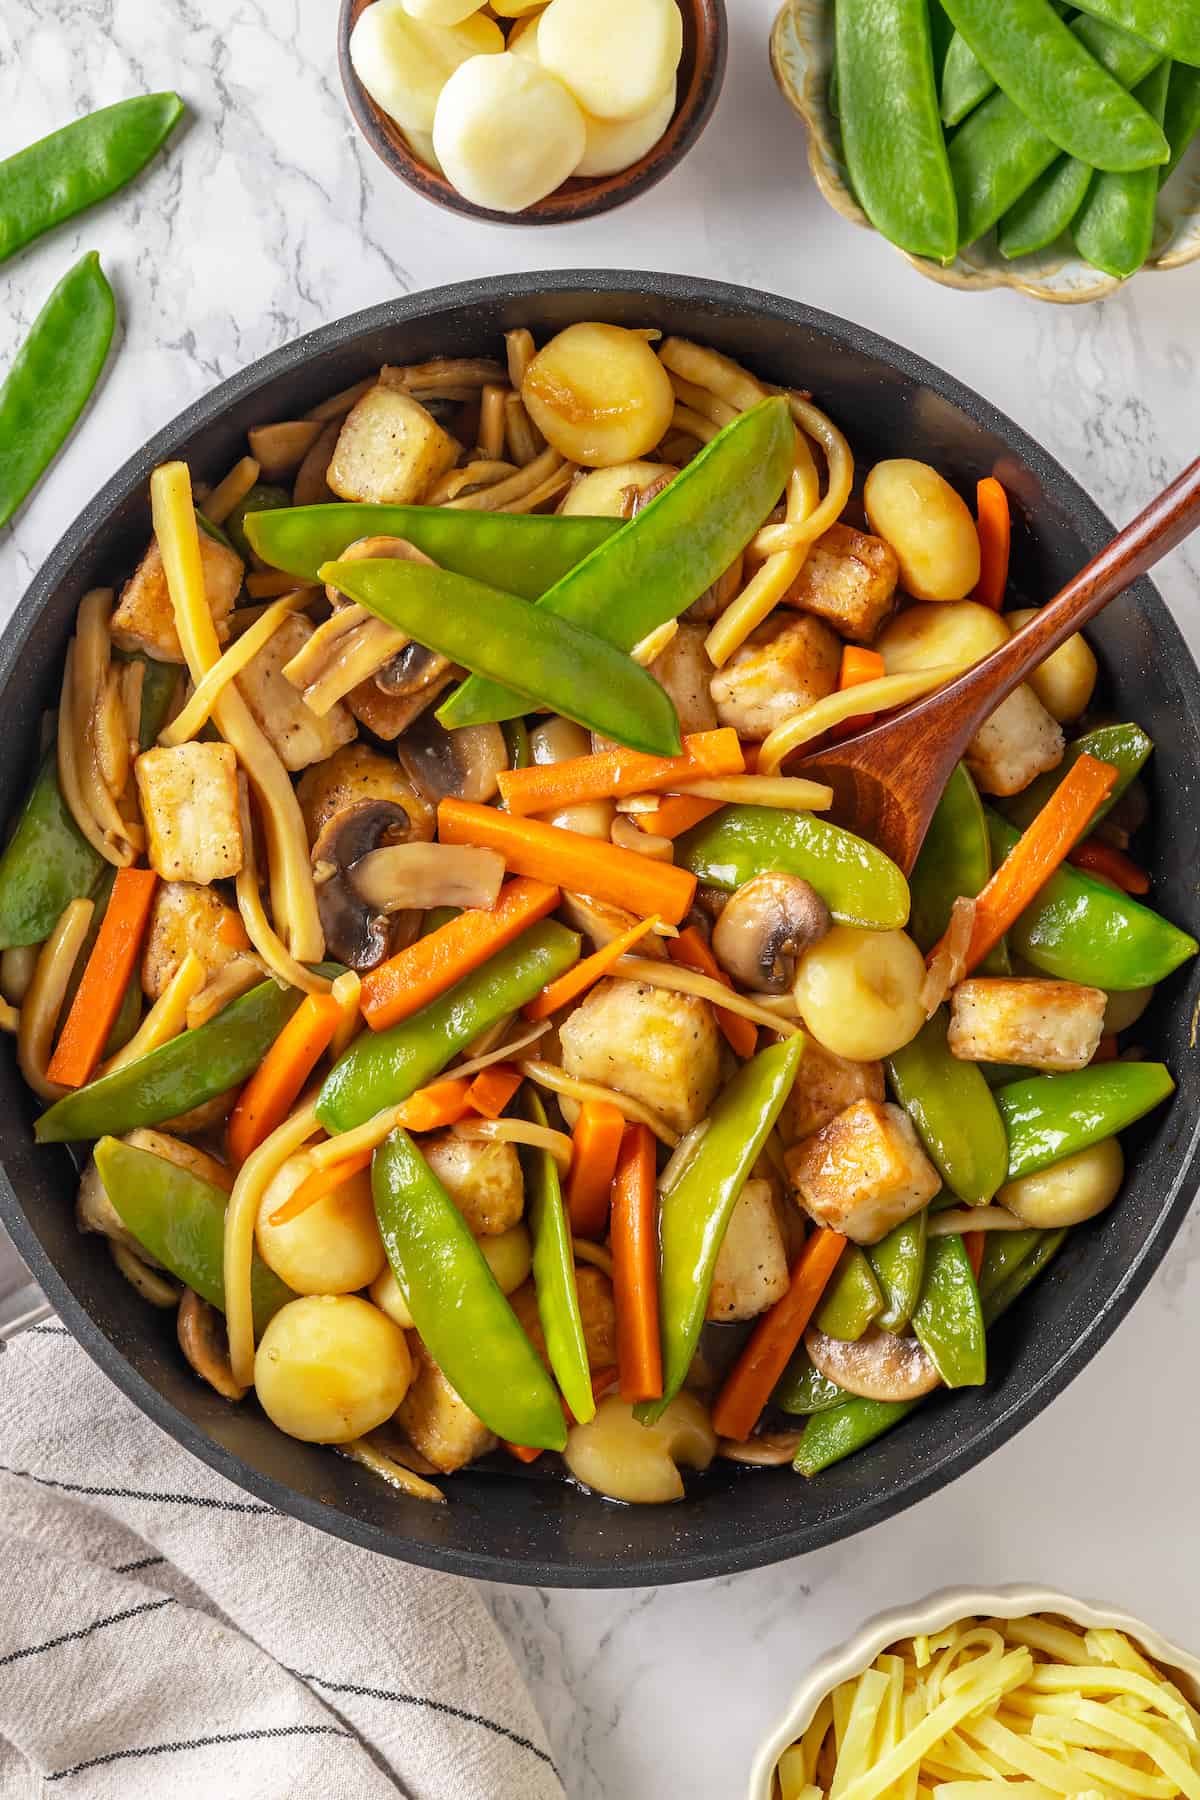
[134,742,243,884]
[235,613,357,773]
[141,880,250,1000]
[647,623,719,734]
[707,1178,789,1322]
[710,613,840,741]
[779,1040,885,1145]
[948,977,1106,1073]
[111,533,243,663]
[295,743,434,845]
[965,685,1064,796]
[326,385,458,506]
[510,1266,617,1371]
[786,1099,941,1245]
[420,1132,524,1237]
[395,1337,496,1473]
[782,522,899,643]
[558,977,722,1136]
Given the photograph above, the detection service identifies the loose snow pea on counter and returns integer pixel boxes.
[676,805,910,931]
[246,502,619,595]
[887,1009,1008,1206]
[440,396,796,729]
[0,750,104,949]
[1003,721,1151,834]
[911,1233,986,1388]
[867,1213,928,1336]
[373,1127,566,1450]
[524,1088,595,1427]
[908,762,1007,970]
[813,1246,884,1343]
[996,1061,1175,1182]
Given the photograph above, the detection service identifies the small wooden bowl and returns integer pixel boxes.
[338,0,727,226]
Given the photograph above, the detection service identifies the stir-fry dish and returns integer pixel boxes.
[1,323,1194,1507]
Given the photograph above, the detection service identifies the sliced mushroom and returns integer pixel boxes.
[350,842,505,914]
[712,871,832,993]
[375,639,447,696]
[177,1288,247,1401]
[315,535,451,703]
[311,798,424,971]
[716,1429,805,1466]
[804,1323,941,1403]
[396,710,507,807]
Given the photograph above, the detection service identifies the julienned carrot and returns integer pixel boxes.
[46,867,158,1088]
[711,1228,847,1442]
[496,729,744,816]
[360,875,562,1030]
[524,914,663,1021]
[634,793,724,839]
[438,799,697,926]
[565,1099,626,1238]
[1069,837,1150,895]
[831,644,886,740]
[973,476,1010,610]
[929,753,1119,979]
[268,1144,373,1226]
[227,991,341,1165]
[468,1062,522,1119]
[611,1123,663,1403]
[964,1231,985,1279]
[667,927,757,1059]
[395,1077,474,1132]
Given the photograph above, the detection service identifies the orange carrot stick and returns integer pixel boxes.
[227,991,342,1165]
[565,1099,626,1238]
[831,644,886,740]
[360,875,562,1031]
[611,1123,663,1403]
[634,793,724,839]
[395,1077,474,1132]
[973,476,1011,610]
[437,799,697,925]
[1068,837,1150,895]
[964,1231,985,1279]
[711,1228,847,1442]
[46,867,158,1089]
[667,926,758,1059]
[523,914,663,1021]
[268,1145,373,1226]
[928,754,1119,979]
[468,1062,522,1120]
[496,729,744,816]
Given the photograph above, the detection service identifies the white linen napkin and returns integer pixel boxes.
[0,1319,564,1799]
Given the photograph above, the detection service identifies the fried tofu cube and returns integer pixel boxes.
[510,1266,617,1370]
[111,533,243,663]
[395,1338,496,1473]
[235,613,357,772]
[779,1040,886,1145]
[786,1099,941,1245]
[134,742,243,884]
[710,613,841,741]
[326,385,459,506]
[141,880,250,1000]
[558,977,722,1136]
[948,977,1106,1072]
[965,684,1064,796]
[782,522,899,643]
[707,1178,789,1321]
[420,1132,524,1236]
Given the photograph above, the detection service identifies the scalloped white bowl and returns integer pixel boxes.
[749,1584,1200,1799]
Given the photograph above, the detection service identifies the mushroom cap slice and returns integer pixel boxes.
[711,871,832,993]
[396,709,507,807]
[177,1288,246,1402]
[311,797,422,972]
[803,1323,941,1403]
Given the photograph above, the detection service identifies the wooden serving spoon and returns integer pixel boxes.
[798,456,1200,875]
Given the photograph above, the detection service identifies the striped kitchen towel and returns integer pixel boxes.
[0,1321,564,1799]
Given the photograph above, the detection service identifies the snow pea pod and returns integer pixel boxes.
[912,1232,986,1388]
[373,1127,566,1449]
[1071,0,1200,67]
[868,1214,928,1335]
[794,1393,924,1475]
[246,503,618,596]
[941,30,994,126]
[1162,65,1200,184]
[999,157,1095,258]
[0,750,104,949]
[997,1061,1175,1181]
[320,558,681,757]
[977,1226,1042,1301]
[0,252,115,529]
[317,921,579,1133]
[814,1247,883,1342]
[836,0,958,263]
[981,1227,1067,1327]
[225,483,290,565]
[887,1009,1008,1206]
[94,1136,293,1335]
[941,0,1168,171]
[676,805,909,930]
[1074,61,1173,277]
[1003,722,1151,835]
[987,812,1196,989]
[773,1345,850,1416]
[0,94,184,266]
[134,657,183,750]
[949,17,1161,247]
[440,397,795,728]
[637,1031,806,1424]
[908,762,1007,972]
[524,1089,594,1425]
[36,978,324,1143]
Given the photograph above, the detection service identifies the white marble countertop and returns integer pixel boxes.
[2,1,1199,1794]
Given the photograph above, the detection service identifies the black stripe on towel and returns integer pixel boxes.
[46,1725,352,1782]
[0,1464,276,1514]
[112,1555,167,1574]
[294,1671,558,1773]
[0,1597,175,1668]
